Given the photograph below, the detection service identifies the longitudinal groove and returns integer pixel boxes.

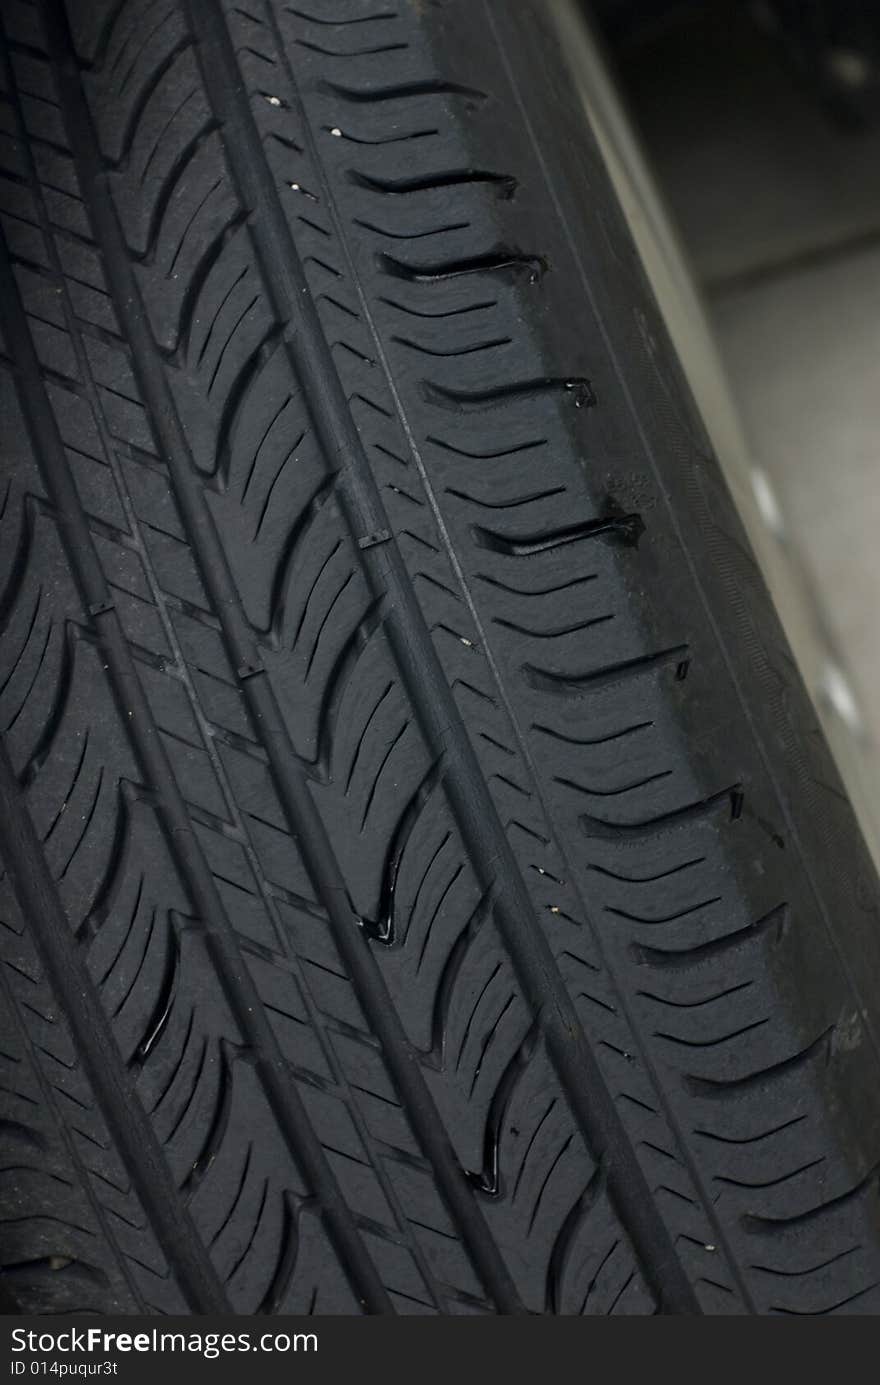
[46,0,524,1317]
[185,0,699,1315]
[0,888,148,1311]
[0,662,225,1311]
[4,36,392,1315]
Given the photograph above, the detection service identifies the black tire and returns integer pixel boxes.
[2,0,880,1317]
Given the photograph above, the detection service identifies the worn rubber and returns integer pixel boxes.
[2,0,880,1316]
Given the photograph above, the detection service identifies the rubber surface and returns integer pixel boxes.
[2,0,880,1315]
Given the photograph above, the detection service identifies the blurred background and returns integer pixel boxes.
[584,0,880,849]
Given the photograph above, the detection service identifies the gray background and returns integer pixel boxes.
[615,1,880,750]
